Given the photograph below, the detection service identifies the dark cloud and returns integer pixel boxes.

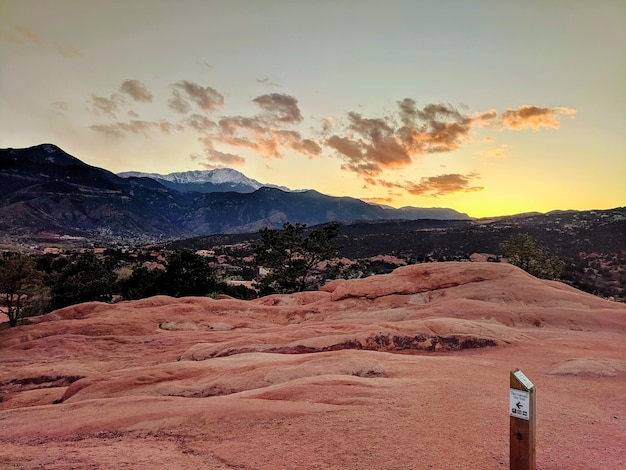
[326,136,380,177]
[325,111,411,177]
[395,101,475,154]
[120,80,153,102]
[397,99,465,124]
[211,95,317,160]
[252,93,303,124]
[501,105,576,130]
[349,112,412,166]
[397,98,419,126]
[171,80,224,113]
[326,100,500,179]
[403,173,484,197]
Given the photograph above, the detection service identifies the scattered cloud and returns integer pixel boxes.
[197,137,246,168]
[218,116,263,135]
[325,100,572,183]
[125,121,154,136]
[51,101,68,115]
[361,196,394,204]
[89,94,125,118]
[170,80,224,113]
[119,80,153,102]
[79,77,576,199]
[168,89,192,114]
[0,31,23,44]
[403,173,484,197]
[88,124,126,139]
[208,94,318,160]
[89,120,180,139]
[469,109,498,127]
[501,105,577,131]
[478,144,510,159]
[15,25,42,44]
[360,172,484,198]
[289,136,322,159]
[326,100,491,178]
[396,100,494,153]
[57,45,83,58]
[3,25,83,58]
[187,114,216,134]
[257,77,281,87]
[215,128,320,160]
[89,120,158,138]
[159,121,183,134]
[205,149,246,168]
[252,93,303,124]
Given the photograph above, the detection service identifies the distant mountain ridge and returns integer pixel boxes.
[118,169,291,194]
[0,144,470,243]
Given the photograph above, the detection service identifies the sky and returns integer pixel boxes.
[1,0,624,218]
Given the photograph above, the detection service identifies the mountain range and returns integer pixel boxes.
[117,169,292,194]
[0,144,470,243]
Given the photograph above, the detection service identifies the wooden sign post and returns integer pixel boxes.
[510,368,536,470]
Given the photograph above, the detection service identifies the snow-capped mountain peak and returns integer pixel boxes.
[118,168,291,194]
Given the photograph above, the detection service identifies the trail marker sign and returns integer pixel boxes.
[510,389,530,420]
[510,368,536,470]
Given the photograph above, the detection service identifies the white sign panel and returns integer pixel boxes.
[513,370,534,390]
[510,389,530,420]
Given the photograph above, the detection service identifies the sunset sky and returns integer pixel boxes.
[1,0,624,217]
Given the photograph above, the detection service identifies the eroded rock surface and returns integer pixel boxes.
[1,262,625,469]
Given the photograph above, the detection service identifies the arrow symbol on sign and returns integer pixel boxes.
[516,402,523,410]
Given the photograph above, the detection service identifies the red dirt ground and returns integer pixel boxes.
[1,262,624,469]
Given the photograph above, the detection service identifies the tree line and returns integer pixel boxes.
[1,227,590,328]
[0,222,341,327]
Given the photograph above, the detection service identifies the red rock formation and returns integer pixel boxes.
[0,262,624,468]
